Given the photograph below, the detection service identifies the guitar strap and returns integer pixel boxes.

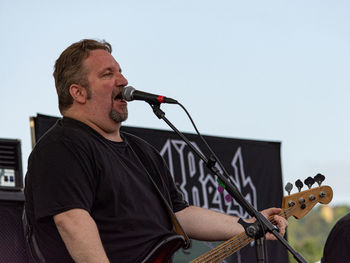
[127,139,191,249]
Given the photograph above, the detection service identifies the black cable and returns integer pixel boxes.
[177,102,231,178]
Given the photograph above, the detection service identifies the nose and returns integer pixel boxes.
[116,72,128,87]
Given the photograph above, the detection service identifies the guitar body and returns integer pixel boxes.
[141,235,185,263]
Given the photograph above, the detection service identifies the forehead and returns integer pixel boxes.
[84,49,121,73]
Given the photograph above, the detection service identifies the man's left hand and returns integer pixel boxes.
[245,207,288,240]
[261,207,288,240]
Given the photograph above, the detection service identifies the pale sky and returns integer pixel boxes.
[0,0,349,205]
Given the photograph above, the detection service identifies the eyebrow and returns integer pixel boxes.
[101,67,122,74]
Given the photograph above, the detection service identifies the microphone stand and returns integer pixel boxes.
[149,103,308,263]
[256,238,266,262]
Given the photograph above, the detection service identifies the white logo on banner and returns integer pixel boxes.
[159,139,257,218]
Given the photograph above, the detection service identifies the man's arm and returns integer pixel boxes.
[54,208,110,263]
[175,206,287,241]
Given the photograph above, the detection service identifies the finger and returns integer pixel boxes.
[274,215,288,236]
[268,207,282,215]
[262,207,282,217]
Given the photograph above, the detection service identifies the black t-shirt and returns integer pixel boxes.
[24,117,188,262]
[322,213,350,263]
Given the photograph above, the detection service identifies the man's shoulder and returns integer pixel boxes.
[33,117,99,152]
[334,213,350,233]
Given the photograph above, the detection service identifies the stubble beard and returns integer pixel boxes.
[110,107,128,123]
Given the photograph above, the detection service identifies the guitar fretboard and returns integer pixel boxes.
[189,208,290,263]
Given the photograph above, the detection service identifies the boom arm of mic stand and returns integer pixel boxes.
[149,103,308,263]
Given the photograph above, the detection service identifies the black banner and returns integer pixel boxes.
[121,126,288,263]
[31,114,288,262]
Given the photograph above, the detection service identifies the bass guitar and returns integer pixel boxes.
[142,177,333,263]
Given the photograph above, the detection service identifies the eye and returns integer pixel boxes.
[102,72,113,77]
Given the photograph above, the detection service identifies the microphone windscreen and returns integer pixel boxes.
[122,86,135,101]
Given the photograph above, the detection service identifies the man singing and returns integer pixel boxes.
[24,39,287,262]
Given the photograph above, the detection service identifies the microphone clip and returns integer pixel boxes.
[149,103,165,119]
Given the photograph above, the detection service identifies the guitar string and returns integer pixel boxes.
[190,206,294,263]
[190,231,251,263]
[203,232,252,263]
[196,210,291,263]
[191,209,290,263]
[208,188,331,263]
[212,208,297,263]
[192,187,331,262]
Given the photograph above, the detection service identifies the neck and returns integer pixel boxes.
[101,125,123,142]
[63,112,123,142]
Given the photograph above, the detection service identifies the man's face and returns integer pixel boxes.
[83,49,129,126]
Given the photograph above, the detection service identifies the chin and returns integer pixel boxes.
[110,110,128,123]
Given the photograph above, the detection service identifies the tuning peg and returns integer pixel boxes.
[304,177,315,189]
[295,179,304,192]
[285,182,293,195]
[314,173,325,186]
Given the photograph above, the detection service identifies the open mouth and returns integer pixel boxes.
[114,92,123,100]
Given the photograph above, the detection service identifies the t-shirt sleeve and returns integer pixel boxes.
[159,157,189,213]
[29,138,96,221]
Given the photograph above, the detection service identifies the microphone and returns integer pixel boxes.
[122,86,178,104]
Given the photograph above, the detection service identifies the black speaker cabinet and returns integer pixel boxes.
[0,191,31,262]
[30,114,60,147]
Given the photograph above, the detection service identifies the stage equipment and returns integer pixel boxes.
[0,191,33,262]
[0,138,23,191]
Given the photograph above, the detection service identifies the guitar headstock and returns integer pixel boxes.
[281,174,333,219]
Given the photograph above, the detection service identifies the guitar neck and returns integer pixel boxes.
[190,185,332,263]
[190,211,289,263]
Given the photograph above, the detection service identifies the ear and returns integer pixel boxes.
[69,84,88,104]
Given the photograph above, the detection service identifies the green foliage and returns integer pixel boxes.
[288,205,350,263]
